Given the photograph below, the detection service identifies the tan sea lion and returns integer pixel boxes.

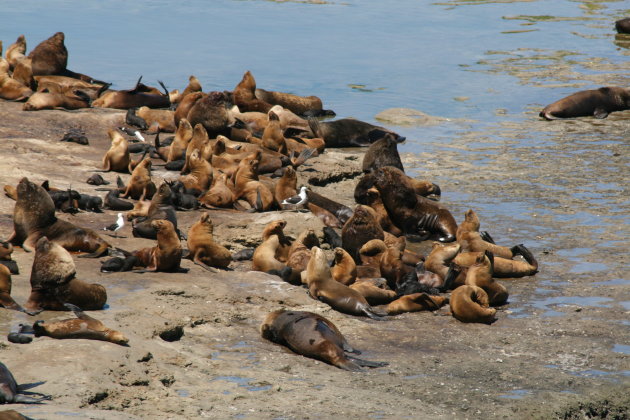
[181,75,202,98]
[132,220,182,272]
[137,106,176,132]
[167,118,193,162]
[235,159,275,211]
[358,239,388,277]
[180,149,213,192]
[385,293,447,315]
[182,123,210,174]
[199,172,235,208]
[261,220,292,262]
[261,309,387,371]
[122,158,155,200]
[274,166,298,204]
[463,252,508,306]
[102,129,130,173]
[424,242,466,287]
[349,281,396,305]
[305,247,386,319]
[187,212,232,270]
[540,87,630,120]
[5,35,27,70]
[252,235,299,283]
[341,205,385,263]
[10,57,33,90]
[24,237,107,311]
[33,303,128,345]
[450,285,496,324]
[453,250,537,278]
[331,247,357,286]
[255,89,325,116]
[364,187,403,236]
[233,71,272,113]
[0,265,32,314]
[0,56,32,101]
[174,91,205,126]
[22,90,90,111]
[262,111,288,154]
[286,229,319,274]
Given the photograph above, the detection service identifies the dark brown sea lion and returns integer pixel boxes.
[308,117,405,148]
[132,220,182,272]
[0,362,49,404]
[385,293,447,315]
[187,91,231,137]
[28,32,67,76]
[233,71,273,113]
[450,285,497,324]
[330,247,357,286]
[341,205,385,263]
[305,247,386,319]
[355,171,440,205]
[104,189,134,211]
[92,77,170,109]
[8,178,111,257]
[539,87,630,120]
[102,129,130,173]
[187,212,232,270]
[616,17,630,34]
[373,166,456,242]
[362,187,403,236]
[261,309,387,371]
[131,183,178,239]
[33,303,128,345]
[362,133,404,173]
[24,237,107,312]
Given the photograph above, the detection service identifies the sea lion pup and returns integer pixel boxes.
[457,209,536,264]
[24,237,107,312]
[0,265,33,314]
[306,190,354,226]
[86,173,109,186]
[174,91,205,126]
[261,220,292,262]
[199,172,235,208]
[286,229,319,275]
[0,57,32,101]
[262,111,288,154]
[122,158,155,200]
[305,247,386,320]
[132,220,182,272]
[362,133,404,173]
[233,71,273,113]
[92,77,170,109]
[342,205,385,263]
[450,285,497,324]
[348,281,396,305]
[331,247,357,285]
[462,252,508,306]
[260,310,387,372]
[373,166,456,242]
[539,87,630,120]
[102,129,131,173]
[104,189,134,211]
[9,178,111,257]
[137,106,176,132]
[187,91,232,137]
[255,88,331,117]
[33,303,129,346]
[616,17,630,34]
[5,35,27,70]
[308,117,405,148]
[22,89,90,111]
[166,118,193,163]
[0,362,50,404]
[252,235,299,283]
[187,212,232,270]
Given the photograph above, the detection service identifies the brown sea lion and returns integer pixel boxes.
[385,293,447,315]
[261,220,292,262]
[22,90,90,111]
[373,166,456,242]
[35,75,108,100]
[341,205,385,263]
[362,133,404,173]
[132,220,182,272]
[235,159,275,212]
[463,252,508,306]
[167,118,193,162]
[24,237,107,312]
[5,35,27,70]
[28,32,67,76]
[199,172,235,208]
[305,247,386,319]
[355,171,440,205]
[331,247,357,286]
[102,129,130,173]
[424,242,466,287]
[255,88,326,116]
[0,362,49,404]
[187,212,232,270]
[182,123,210,174]
[358,239,388,277]
[616,17,630,34]
[137,106,176,132]
[252,235,298,283]
[363,187,403,236]
[187,91,231,137]
[181,75,202,98]
[33,302,128,345]
[174,91,205,126]
[453,250,538,278]
[0,57,32,101]
[308,117,405,148]
[274,166,298,205]
[0,265,32,314]
[450,285,496,324]
[122,158,155,200]
[233,71,273,113]
[540,87,630,120]
[286,229,319,274]
[349,281,396,305]
[0,410,31,419]
[262,111,288,154]
[261,309,387,371]
[130,183,178,239]
[92,77,170,109]
[181,149,213,192]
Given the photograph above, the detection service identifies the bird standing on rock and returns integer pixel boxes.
[281,186,308,210]
[104,212,125,237]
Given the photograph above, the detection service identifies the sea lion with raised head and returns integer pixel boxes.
[341,205,384,263]
[33,303,129,346]
[187,212,232,270]
[132,220,182,272]
[233,71,273,113]
[450,285,497,324]
[130,183,178,239]
[166,118,193,163]
[539,87,630,120]
[174,91,205,126]
[28,32,67,76]
[252,235,298,283]
[424,242,466,287]
[102,129,130,173]
[262,111,288,154]
[309,117,405,148]
[0,362,50,404]
[5,35,27,71]
[261,309,387,371]
[463,252,508,306]
[274,166,297,204]
[330,247,356,286]
[362,133,404,173]
[122,158,155,200]
[0,55,32,101]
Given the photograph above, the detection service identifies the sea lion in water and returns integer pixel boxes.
[539,87,630,120]
[341,205,385,263]
[261,309,387,371]
[308,117,405,148]
[102,129,130,173]
[616,18,630,34]
[362,133,404,173]
[304,247,386,320]
[33,303,129,346]
[0,362,50,404]
[24,237,107,312]
[187,212,232,270]
[132,220,182,272]
[8,178,110,257]
[450,285,497,324]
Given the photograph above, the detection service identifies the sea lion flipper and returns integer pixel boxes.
[361,305,387,321]
[480,231,495,244]
[336,359,364,372]
[593,108,609,119]
[63,303,95,322]
[346,355,388,368]
[441,263,461,292]
[23,232,43,252]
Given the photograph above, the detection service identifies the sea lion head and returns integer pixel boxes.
[333,247,350,262]
[351,205,378,227]
[359,239,388,257]
[31,236,76,288]
[463,209,480,230]
[307,246,330,281]
[268,111,280,122]
[177,118,193,138]
[267,220,287,234]
[298,229,319,249]
[108,129,127,147]
[260,309,285,341]
[208,90,226,104]
[150,219,174,232]
[282,166,296,180]
[198,212,214,233]
[213,136,228,155]
[107,330,130,346]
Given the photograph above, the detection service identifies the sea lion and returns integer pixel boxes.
[22,90,90,111]
[132,220,182,272]
[252,235,298,283]
[453,250,538,278]
[102,129,130,173]
[9,178,111,257]
[131,183,178,239]
[261,111,288,154]
[33,303,129,346]
[261,309,387,371]
[357,239,388,277]
[539,87,630,120]
[306,190,354,226]
[349,281,396,305]
[122,158,155,200]
[286,229,319,275]
[305,247,386,319]
[341,205,384,263]
[362,187,403,236]
[362,133,404,173]
[330,247,357,286]
[5,35,27,70]
[167,118,193,163]
[181,123,210,174]
[255,88,329,117]
[24,237,107,312]
[424,242,466,287]
[462,252,508,306]
[233,71,273,113]
[28,32,67,76]
[355,171,441,205]
[450,285,497,324]
[104,189,134,211]
[616,17,630,34]
[187,91,231,137]
[86,174,109,186]
[0,57,32,101]
[187,212,232,270]
[274,166,298,204]
[0,362,49,404]
[199,172,235,208]
[373,166,456,242]
[92,77,170,109]
[308,117,405,148]
[235,160,275,212]
[137,106,176,132]
[181,75,202,98]
[0,265,32,314]
[385,293,447,315]
[174,91,205,126]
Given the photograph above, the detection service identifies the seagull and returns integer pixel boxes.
[103,212,125,237]
[118,126,145,142]
[281,186,308,208]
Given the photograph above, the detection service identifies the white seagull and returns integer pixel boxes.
[118,126,145,142]
[104,212,125,237]
[281,186,308,207]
